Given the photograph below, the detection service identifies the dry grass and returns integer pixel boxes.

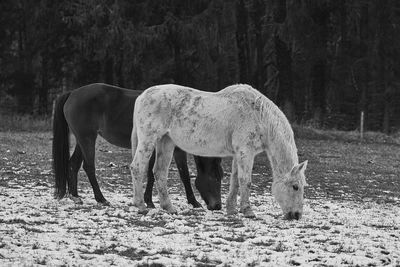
[0,114,51,132]
[293,124,400,145]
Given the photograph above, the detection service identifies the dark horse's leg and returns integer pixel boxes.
[173,147,202,208]
[68,145,83,203]
[144,151,156,208]
[77,134,109,205]
[144,148,202,208]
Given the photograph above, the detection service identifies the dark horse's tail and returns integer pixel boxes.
[52,92,71,199]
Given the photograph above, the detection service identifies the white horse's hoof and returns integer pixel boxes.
[98,200,111,206]
[240,207,256,218]
[168,207,178,214]
[169,209,178,214]
[162,205,177,214]
[244,211,256,218]
[134,200,147,213]
[138,208,148,215]
[226,201,237,215]
[226,208,238,216]
[70,196,83,204]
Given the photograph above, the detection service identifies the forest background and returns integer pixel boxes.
[1,0,400,133]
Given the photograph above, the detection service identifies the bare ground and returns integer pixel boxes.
[0,132,399,266]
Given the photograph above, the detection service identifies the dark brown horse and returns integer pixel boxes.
[52,83,222,210]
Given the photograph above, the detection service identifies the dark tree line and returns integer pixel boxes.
[1,0,400,133]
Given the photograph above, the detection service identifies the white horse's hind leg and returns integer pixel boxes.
[226,158,239,215]
[237,153,255,218]
[130,140,154,214]
[129,121,140,207]
[154,135,177,214]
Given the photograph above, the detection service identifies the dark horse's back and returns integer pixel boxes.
[64,83,142,148]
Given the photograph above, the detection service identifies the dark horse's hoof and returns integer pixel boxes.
[138,208,149,215]
[69,195,83,204]
[189,200,203,208]
[146,202,156,209]
[97,200,111,206]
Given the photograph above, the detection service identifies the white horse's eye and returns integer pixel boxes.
[292,185,299,191]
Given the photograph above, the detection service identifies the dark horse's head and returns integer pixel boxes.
[194,157,223,210]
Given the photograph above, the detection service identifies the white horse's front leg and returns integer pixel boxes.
[236,153,255,218]
[226,157,239,215]
[130,142,153,214]
[154,136,177,214]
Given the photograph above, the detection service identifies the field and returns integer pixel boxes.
[0,131,399,266]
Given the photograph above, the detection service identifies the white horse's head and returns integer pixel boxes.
[272,160,308,220]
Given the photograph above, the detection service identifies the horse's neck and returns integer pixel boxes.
[265,129,298,179]
[255,95,298,179]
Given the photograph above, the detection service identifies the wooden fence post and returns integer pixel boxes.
[360,111,364,140]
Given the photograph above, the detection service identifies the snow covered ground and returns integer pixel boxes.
[0,181,399,266]
[1,133,399,266]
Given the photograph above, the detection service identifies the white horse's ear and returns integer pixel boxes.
[290,160,308,176]
[298,160,308,173]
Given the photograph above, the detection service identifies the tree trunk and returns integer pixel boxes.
[382,98,390,134]
[251,0,266,90]
[359,2,369,130]
[215,0,239,90]
[38,54,49,115]
[116,46,124,87]
[173,42,184,85]
[273,0,286,24]
[377,0,390,133]
[104,51,114,85]
[275,35,294,122]
[236,0,251,84]
[310,2,329,126]
[311,60,327,124]
[16,4,34,114]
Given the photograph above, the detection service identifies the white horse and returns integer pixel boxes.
[130,84,308,219]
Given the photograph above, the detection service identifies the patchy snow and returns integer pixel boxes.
[1,132,399,265]
[0,182,399,267]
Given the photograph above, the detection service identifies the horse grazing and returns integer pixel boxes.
[52,83,223,210]
[130,84,308,219]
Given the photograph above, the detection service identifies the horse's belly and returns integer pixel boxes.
[174,142,231,157]
[168,125,233,157]
[99,131,131,149]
